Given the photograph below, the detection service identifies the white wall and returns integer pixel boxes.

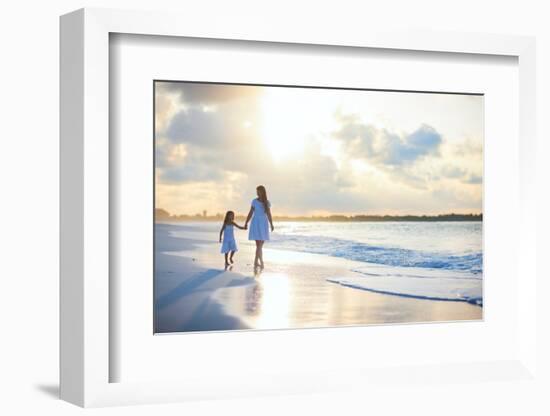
[1,1,548,415]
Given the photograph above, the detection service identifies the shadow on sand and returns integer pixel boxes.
[155,223,256,333]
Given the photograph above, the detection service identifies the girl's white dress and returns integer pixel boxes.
[248,199,271,241]
[221,224,238,253]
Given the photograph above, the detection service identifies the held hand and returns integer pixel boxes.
[271,224,275,232]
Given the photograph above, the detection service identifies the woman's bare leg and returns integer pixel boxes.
[258,241,265,269]
[254,241,261,268]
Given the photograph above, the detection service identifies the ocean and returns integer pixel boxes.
[271,221,482,274]
[165,221,483,306]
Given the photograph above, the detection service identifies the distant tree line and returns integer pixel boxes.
[155,208,482,222]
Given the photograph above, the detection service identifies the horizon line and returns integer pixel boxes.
[155,208,482,219]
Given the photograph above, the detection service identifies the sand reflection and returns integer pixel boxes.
[245,272,291,329]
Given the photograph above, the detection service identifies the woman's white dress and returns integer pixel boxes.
[248,199,271,241]
[220,225,238,253]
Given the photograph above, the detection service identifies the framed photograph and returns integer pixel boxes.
[60,8,538,407]
[152,80,484,335]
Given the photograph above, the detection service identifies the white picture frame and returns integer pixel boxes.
[60,7,538,407]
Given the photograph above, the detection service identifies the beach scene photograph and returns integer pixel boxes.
[154,81,483,334]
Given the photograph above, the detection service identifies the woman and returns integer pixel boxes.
[245,185,274,270]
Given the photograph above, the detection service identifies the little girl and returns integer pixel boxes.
[219,211,246,267]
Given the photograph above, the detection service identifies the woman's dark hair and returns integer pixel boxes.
[256,185,269,211]
[223,210,234,225]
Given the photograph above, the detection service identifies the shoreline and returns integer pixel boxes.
[154,222,482,333]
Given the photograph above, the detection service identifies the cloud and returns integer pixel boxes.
[157,150,225,183]
[453,139,483,158]
[331,112,444,190]
[331,112,377,157]
[154,83,482,216]
[156,111,371,215]
[441,165,467,179]
[155,92,180,134]
[464,174,482,184]
[156,82,261,106]
[165,108,226,146]
[332,112,442,167]
[386,124,442,165]
[156,84,267,184]
[157,115,268,183]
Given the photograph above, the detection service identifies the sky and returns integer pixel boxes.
[155,81,483,216]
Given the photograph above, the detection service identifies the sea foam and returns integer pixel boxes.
[328,264,482,306]
[269,233,482,274]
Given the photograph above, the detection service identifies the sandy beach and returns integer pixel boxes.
[154,222,482,333]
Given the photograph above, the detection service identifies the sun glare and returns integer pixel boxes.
[260,89,319,162]
[254,272,291,329]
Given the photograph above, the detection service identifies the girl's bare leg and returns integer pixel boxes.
[224,253,230,267]
[229,251,235,264]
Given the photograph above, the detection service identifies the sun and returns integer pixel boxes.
[259,89,314,162]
